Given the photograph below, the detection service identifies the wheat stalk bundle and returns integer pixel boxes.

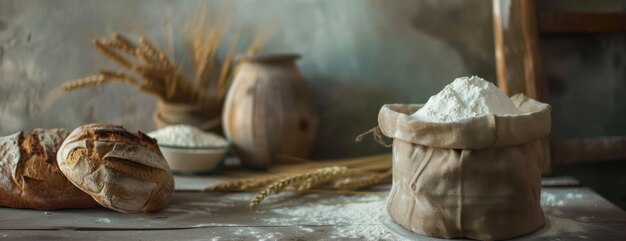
[203,154,392,208]
[62,9,267,106]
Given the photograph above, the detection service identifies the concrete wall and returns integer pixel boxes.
[1,0,625,159]
[0,0,494,158]
[538,0,626,139]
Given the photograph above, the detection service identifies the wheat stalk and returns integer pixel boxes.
[216,31,239,98]
[203,174,287,192]
[295,175,333,191]
[62,7,270,116]
[92,39,133,69]
[62,71,142,91]
[203,154,392,209]
[62,75,107,91]
[138,36,167,65]
[294,168,367,191]
[112,33,139,52]
[335,169,392,190]
[99,69,140,85]
[250,166,348,208]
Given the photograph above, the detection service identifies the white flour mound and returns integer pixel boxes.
[148,125,228,148]
[411,76,522,122]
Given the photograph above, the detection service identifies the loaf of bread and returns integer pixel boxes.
[56,123,174,213]
[0,129,99,210]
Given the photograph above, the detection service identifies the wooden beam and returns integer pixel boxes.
[492,0,544,100]
[552,136,626,165]
[493,0,551,174]
[539,12,626,34]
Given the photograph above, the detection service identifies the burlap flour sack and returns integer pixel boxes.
[379,94,550,240]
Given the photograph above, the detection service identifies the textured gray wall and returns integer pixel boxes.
[0,0,495,158]
[542,34,626,139]
[538,0,626,139]
[1,0,624,159]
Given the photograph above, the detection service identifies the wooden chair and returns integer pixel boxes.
[492,0,626,173]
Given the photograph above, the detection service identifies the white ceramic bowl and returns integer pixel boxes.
[158,144,229,175]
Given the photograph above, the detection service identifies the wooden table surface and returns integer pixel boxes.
[0,176,624,241]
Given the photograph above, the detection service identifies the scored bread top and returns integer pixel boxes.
[56,123,174,213]
[0,129,99,210]
[0,132,22,196]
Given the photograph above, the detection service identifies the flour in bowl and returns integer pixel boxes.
[411,76,522,122]
[148,125,228,148]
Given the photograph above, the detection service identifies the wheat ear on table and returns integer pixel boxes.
[335,169,393,190]
[250,166,348,209]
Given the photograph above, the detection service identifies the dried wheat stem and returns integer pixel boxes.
[137,40,179,98]
[300,189,381,195]
[193,27,223,93]
[138,36,161,58]
[167,67,189,99]
[246,29,268,55]
[62,75,106,91]
[335,169,392,190]
[204,173,293,192]
[93,39,133,69]
[192,41,213,90]
[239,175,286,190]
[135,69,166,92]
[100,39,136,56]
[133,66,168,90]
[204,179,251,192]
[250,166,348,208]
[63,32,212,104]
[204,175,283,192]
[139,85,167,99]
[217,31,239,96]
[64,71,145,92]
[134,48,157,66]
[99,69,140,85]
[294,168,366,191]
[112,33,139,51]
[139,36,172,68]
[295,176,332,191]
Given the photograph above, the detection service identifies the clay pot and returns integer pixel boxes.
[222,54,318,169]
[153,99,222,132]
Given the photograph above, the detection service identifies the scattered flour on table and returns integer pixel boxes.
[263,194,403,240]
[163,201,216,215]
[96,218,111,223]
[535,190,590,239]
[231,228,283,241]
[542,189,588,208]
[525,216,586,239]
[411,76,522,122]
[148,125,228,148]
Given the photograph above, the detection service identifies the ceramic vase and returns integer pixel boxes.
[222,54,318,169]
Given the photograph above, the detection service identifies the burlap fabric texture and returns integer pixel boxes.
[379,94,550,240]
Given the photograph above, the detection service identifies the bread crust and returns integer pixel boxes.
[0,129,99,210]
[56,123,174,213]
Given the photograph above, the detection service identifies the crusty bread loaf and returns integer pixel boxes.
[56,123,174,213]
[0,129,99,210]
